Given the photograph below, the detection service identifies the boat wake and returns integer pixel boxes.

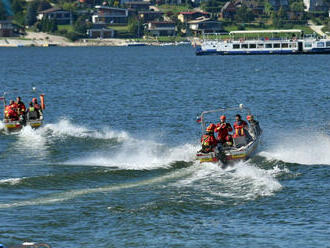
[44,119,129,141]
[173,161,284,202]
[63,140,198,170]
[0,160,288,208]
[260,131,330,165]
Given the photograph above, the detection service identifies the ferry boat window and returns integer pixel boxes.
[304,42,312,48]
[241,44,248,49]
[257,44,264,48]
[274,43,280,48]
[265,43,272,48]
[233,44,240,49]
[317,42,324,48]
[281,43,288,48]
[249,44,256,48]
[326,41,330,47]
[289,43,297,48]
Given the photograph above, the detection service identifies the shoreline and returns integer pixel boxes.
[0,37,194,48]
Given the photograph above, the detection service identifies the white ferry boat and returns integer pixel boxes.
[196,29,330,55]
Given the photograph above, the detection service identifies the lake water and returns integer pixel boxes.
[0,46,329,247]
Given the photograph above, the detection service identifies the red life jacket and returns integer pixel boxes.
[215,122,233,141]
[234,120,248,137]
[201,134,217,152]
[6,106,18,119]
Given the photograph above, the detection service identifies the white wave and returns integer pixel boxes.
[174,161,283,201]
[65,140,199,170]
[0,121,4,130]
[13,126,49,157]
[44,119,129,141]
[0,177,24,185]
[0,166,195,209]
[260,132,330,165]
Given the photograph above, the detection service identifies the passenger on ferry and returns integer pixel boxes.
[247,115,261,138]
[26,102,40,120]
[200,124,218,153]
[233,114,248,138]
[215,115,233,145]
[16,97,26,116]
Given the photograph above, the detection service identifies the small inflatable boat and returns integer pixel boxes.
[3,118,43,132]
[1,92,45,133]
[195,104,262,166]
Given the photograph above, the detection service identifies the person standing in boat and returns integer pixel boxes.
[32,98,43,119]
[26,102,40,120]
[32,98,41,111]
[16,96,26,123]
[215,115,233,145]
[200,124,218,153]
[16,97,26,115]
[247,115,261,138]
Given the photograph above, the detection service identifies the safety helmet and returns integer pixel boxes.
[220,115,226,120]
[247,115,253,121]
[206,123,216,132]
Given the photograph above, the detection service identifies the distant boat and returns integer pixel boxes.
[196,29,330,55]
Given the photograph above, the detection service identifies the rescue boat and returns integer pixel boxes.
[195,104,262,166]
[1,92,45,133]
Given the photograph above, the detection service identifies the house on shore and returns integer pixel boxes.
[303,0,328,11]
[87,25,115,38]
[37,7,71,25]
[92,6,129,24]
[268,0,289,10]
[147,21,176,36]
[178,11,210,23]
[138,11,164,22]
[188,18,223,35]
[124,1,151,11]
[0,20,15,37]
[220,2,238,19]
[237,0,264,14]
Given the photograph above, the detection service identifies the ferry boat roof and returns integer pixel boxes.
[229,29,302,35]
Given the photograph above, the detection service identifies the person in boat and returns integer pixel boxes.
[200,124,218,153]
[26,102,41,120]
[16,97,26,116]
[32,98,42,111]
[233,114,248,138]
[247,115,261,138]
[4,101,19,121]
[215,115,233,146]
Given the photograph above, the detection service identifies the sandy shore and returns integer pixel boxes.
[0,31,193,47]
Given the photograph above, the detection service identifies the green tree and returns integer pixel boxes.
[235,6,255,23]
[0,1,7,20]
[128,17,140,37]
[264,2,273,16]
[11,0,24,14]
[73,15,91,35]
[290,1,305,12]
[25,2,38,26]
[277,6,287,19]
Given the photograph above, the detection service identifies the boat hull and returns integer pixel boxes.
[3,120,43,132]
[196,136,261,164]
[196,49,330,56]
